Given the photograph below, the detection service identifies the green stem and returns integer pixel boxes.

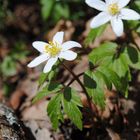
[67,72,84,87]
[59,59,96,117]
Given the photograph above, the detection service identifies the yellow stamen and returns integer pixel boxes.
[44,41,61,57]
[108,3,120,15]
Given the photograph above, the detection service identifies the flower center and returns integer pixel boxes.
[45,41,61,57]
[108,3,120,15]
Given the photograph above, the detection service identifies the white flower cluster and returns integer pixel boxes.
[28,0,140,72]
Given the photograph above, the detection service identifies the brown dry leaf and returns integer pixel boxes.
[22,101,64,140]
[106,128,121,140]
[81,19,117,48]
[73,55,89,75]
[98,90,118,120]
[70,55,89,91]
[10,90,25,110]
[21,101,47,120]
[20,77,38,100]
[0,90,4,102]
[9,72,39,111]
[46,20,75,41]
[120,99,136,114]
[0,47,9,59]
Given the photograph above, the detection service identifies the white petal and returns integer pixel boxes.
[105,0,118,5]
[43,57,58,73]
[32,41,48,53]
[105,0,119,4]
[90,12,111,28]
[53,31,64,44]
[59,50,77,61]
[121,8,140,20]
[111,17,124,37]
[85,0,107,11]
[105,0,111,4]
[61,41,81,51]
[118,0,130,8]
[28,54,49,68]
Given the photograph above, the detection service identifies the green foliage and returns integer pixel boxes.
[62,87,83,130]
[36,41,140,130]
[52,3,70,22]
[84,24,107,46]
[38,62,60,87]
[11,42,29,60]
[33,82,63,103]
[1,56,17,77]
[84,70,105,108]
[131,0,140,12]
[124,45,140,69]
[40,0,55,20]
[40,0,86,24]
[38,73,48,87]
[89,42,117,65]
[47,93,63,130]
[0,41,28,77]
[40,0,70,22]
[84,66,123,108]
[46,87,83,130]
[97,67,123,92]
[89,42,140,97]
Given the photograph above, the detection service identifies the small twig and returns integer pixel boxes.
[67,72,84,87]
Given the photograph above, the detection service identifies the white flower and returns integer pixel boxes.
[27,31,81,73]
[85,0,140,36]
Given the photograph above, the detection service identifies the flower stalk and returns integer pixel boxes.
[59,59,97,118]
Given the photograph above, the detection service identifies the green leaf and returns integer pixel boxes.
[84,70,105,108]
[52,3,70,22]
[89,42,130,94]
[40,0,54,20]
[98,67,123,92]
[89,42,117,65]
[108,53,131,80]
[84,24,107,46]
[95,70,112,90]
[38,62,60,87]
[63,87,83,107]
[48,69,56,81]
[47,93,63,130]
[127,46,139,63]
[124,46,140,69]
[33,82,63,103]
[38,73,48,87]
[62,87,83,130]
